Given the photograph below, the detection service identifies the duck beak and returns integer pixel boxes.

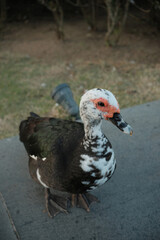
[109,113,133,136]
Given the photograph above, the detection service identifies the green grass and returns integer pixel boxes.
[0,52,160,139]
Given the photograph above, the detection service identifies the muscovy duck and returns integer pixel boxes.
[19,88,133,217]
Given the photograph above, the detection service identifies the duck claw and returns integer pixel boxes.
[84,192,100,205]
[71,193,99,212]
[45,188,68,218]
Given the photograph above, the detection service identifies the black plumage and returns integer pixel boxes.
[20,116,106,193]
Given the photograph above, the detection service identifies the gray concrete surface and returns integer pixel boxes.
[0,101,160,240]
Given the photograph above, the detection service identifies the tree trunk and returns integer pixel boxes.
[37,0,64,39]
[79,0,97,30]
[104,0,130,46]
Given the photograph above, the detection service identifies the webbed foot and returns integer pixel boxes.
[45,188,68,218]
[71,193,99,212]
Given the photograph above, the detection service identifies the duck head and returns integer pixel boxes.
[80,88,133,135]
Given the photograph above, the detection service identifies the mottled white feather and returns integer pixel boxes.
[80,88,119,111]
[80,154,94,172]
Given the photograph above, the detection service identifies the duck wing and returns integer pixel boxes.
[19,116,84,159]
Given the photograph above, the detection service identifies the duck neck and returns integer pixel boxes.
[83,119,103,140]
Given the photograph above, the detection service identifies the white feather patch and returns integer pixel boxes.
[94,177,107,186]
[80,150,116,189]
[36,168,49,188]
[82,181,90,185]
[91,172,96,177]
[30,155,37,160]
[90,186,97,190]
[80,154,94,172]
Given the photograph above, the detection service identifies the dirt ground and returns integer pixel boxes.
[1,17,160,67]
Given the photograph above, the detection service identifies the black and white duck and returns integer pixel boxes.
[19,88,133,217]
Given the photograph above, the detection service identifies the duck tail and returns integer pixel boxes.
[30,112,40,118]
[19,120,28,142]
[19,112,40,142]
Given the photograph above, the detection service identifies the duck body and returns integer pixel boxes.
[19,88,133,217]
[20,116,115,194]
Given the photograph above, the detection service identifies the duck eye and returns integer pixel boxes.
[97,102,105,107]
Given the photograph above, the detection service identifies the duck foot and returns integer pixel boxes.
[45,188,68,218]
[71,193,99,212]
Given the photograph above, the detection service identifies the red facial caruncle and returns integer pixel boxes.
[91,97,120,119]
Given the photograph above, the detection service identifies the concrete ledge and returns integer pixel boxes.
[0,193,18,240]
[0,101,160,240]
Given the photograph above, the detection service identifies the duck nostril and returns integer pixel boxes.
[112,113,121,121]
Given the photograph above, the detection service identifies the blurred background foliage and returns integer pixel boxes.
[1,0,160,44]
